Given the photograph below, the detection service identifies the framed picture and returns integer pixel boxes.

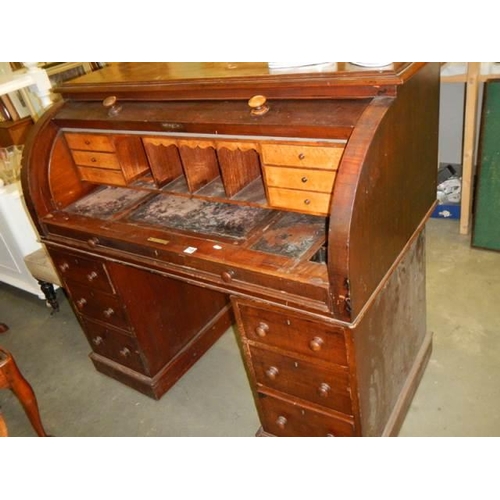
[6,89,32,119]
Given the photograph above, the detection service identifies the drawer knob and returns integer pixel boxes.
[309,336,324,352]
[90,157,97,163]
[103,95,122,117]
[317,382,331,398]
[304,199,311,205]
[84,140,91,146]
[120,347,131,358]
[76,298,87,308]
[59,262,69,272]
[221,270,234,283]
[326,433,336,437]
[301,176,308,183]
[87,271,98,282]
[92,336,103,346]
[265,366,279,381]
[87,237,100,248]
[255,322,269,337]
[248,95,269,116]
[103,308,115,318]
[276,415,287,430]
[298,153,305,160]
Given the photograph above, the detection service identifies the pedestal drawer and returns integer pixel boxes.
[261,144,343,169]
[82,319,146,373]
[250,346,352,415]
[258,392,355,437]
[49,249,114,294]
[263,165,336,193]
[267,186,332,215]
[64,132,116,152]
[71,150,121,169]
[235,302,348,367]
[66,280,130,331]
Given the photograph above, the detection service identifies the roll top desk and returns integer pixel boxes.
[22,62,440,436]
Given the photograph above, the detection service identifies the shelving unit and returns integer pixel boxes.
[0,64,53,297]
[0,63,52,119]
[440,62,500,235]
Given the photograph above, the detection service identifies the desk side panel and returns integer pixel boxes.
[351,230,429,436]
[329,63,439,319]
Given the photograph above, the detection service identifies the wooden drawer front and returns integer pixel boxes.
[64,133,116,152]
[261,144,343,169]
[250,346,352,415]
[82,319,145,373]
[66,281,130,331]
[77,166,127,186]
[267,187,332,215]
[264,165,336,193]
[258,393,355,437]
[71,150,120,170]
[49,249,114,293]
[236,303,348,366]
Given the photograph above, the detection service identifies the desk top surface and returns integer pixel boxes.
[56,62,420,100]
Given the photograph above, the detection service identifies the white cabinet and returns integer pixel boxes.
[0,181,43,297]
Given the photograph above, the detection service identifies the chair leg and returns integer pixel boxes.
[38,281,59,313]
[0,412,8,437]
[1,350,49,437]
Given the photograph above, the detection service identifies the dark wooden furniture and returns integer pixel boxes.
[0,117,33,147]
[0,336,49,437]
[21,62,440,436]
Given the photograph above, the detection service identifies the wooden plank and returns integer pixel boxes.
[460,62,481,235]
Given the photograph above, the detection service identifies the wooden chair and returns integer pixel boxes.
[0,323,49,437]
[24,247,62,313]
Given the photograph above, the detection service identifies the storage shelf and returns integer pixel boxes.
[0,65,52,113]
[439,62,500,234]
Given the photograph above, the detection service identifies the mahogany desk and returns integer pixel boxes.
[22,62,440,436]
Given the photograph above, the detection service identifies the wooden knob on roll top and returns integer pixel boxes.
[248,95,269,116]
[103,95,122,117]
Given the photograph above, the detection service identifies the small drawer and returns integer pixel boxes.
[250,346,352,415]
[77,166,127,186]
[261,144,343,169]
[82,319,146,373]
[258,392,355,437]
[66,281,130,331]
[264,165,336,193]
[267,187,332,215]
[235,302,348,366]
[71,150,121,170]
[49,249,114,294]
[64,133,116,152]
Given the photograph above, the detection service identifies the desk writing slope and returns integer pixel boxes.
[22,62,440,436]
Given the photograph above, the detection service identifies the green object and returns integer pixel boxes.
[472,79,500,251]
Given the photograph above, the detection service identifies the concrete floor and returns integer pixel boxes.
[1,218,499,437]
